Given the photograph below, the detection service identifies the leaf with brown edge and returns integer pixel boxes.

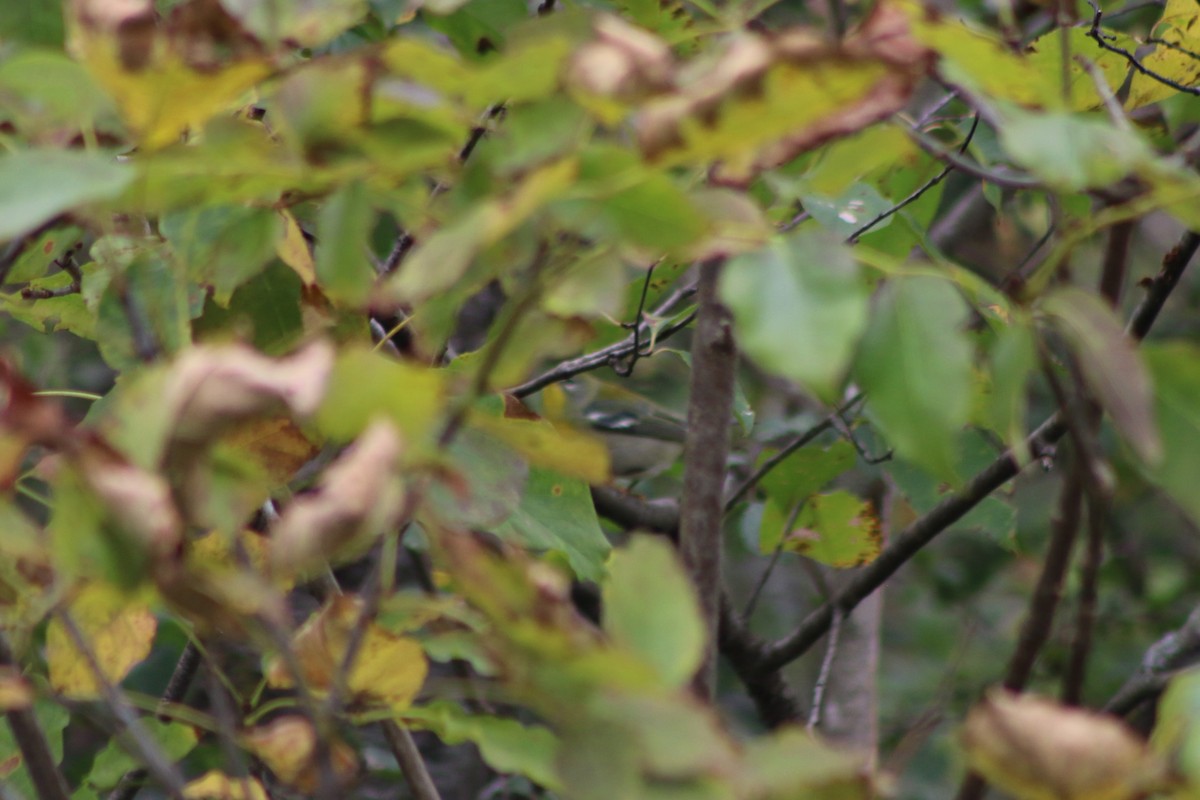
[268,419,407,576]
[241,716,359,793]
[1040,287,1161,466]
[67,0,272,149]
[46,583,156,699]
[630,2,931,185]
[221,416,319,488]
[769,490,881,567]
[961,690,1169,800]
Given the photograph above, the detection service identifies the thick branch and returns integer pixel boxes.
[0,636,71,800]
[679,259,737,699]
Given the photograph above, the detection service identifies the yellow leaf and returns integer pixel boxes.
[47,584,156,699]
[275,210,316,285]
[471,412,611,485]
[183,771,269,800]
[1127,0,1200,109]
[267,595,428,711]
[349,623,428,711]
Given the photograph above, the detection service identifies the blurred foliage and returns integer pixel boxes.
[1,0,1200,799]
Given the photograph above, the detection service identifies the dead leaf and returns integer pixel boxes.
[268,419,406,575]
[75,437,184,563]
[242,716,359,792]
[163,340,334,449]
[961,690,1168,800]
[631,2,931,185]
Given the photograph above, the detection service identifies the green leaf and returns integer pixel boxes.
[0,150,132,241]
[424,429,528,529]
[315,346,445,446]
[405,700,560,789]
[194,261,306,356]
[85,719,199,789]
[385,208,490,304]
[316,180,377,306]
[740,726,875,799]
[998,111,1154,192]
[800,182,896,240]
[757,439,857,511]
[1152,669,1200,786]
[94,253,194,369]
[1040,287,1161,465]
[981,318,1036,465]
[886,430,1017,547]
[602,536,703,689]
[423,0,528,57]
[495,467,611,583]
[762,490,881,567]
[1141,343,1200,524]
[161,205,281,305]
[853,276,973,481]
[721,233,869,402]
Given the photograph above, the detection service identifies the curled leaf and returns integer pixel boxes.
[962,690,1167,800]
[242,717,359,793]
[164,341,334,449]
[269,419,407,575]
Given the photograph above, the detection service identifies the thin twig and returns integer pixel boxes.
[508,307,697,398]
[723,392,865,512]
[1062,487,1105,705]
[382,721,442,800]
[758,228,1200,674]
[609,263,658,377]
[1087,0,1200,96]
[742,501,804,619]
[905,123,1042,189]
[107,642,202,800]
[57,612,186,799]
[848,115,981,243]
[807,609,844,732]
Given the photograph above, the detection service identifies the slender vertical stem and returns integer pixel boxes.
[679,258,737,699]
[0,636,71,800]
[382,721,442,800]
